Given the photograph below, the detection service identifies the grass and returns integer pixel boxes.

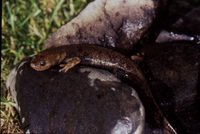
[1,0,89,133]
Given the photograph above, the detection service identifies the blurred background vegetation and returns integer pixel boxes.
[1,0,89,133]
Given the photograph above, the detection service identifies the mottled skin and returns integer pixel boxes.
[31,44,176,134]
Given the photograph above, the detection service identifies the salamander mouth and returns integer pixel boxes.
[30,62,50,71]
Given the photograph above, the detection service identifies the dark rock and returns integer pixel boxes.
[140,43,200,134]
[6,58,145,134]
[44,0,165,51]
[171,7,200,35]
[155,30,198,44]
[154,1,200,44]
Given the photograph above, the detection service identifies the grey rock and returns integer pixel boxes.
[155,30,197,43]
[44,0,162,51]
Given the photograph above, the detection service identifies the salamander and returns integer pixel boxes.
[30,44,176,134]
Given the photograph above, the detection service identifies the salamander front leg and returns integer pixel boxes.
[59,57,81,73]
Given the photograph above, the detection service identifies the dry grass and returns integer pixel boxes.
[1,0,89,133]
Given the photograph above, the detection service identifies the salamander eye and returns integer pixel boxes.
[40,61,46,66]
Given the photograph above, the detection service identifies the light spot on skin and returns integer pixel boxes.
[84,57,118,67]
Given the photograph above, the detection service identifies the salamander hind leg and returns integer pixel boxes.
[59,57,81,73]
[113,68,129,80]
[131,53,144,64]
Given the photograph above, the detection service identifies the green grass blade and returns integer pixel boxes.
[1,58,7,70]
[13,47,24,65]
[6,2,15,35]
[47,0,65,34]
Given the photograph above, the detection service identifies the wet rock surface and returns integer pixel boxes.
[6,59,145,134]
[44,0,163,51]
[153,0,200,44]
[140,43,200,134]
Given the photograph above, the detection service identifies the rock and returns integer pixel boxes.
[154,1,200,44]
[6,58,145,134]
[140,43,200,134]
[44,0,165,51]
[155,30,198,44]
[171,7,200,35]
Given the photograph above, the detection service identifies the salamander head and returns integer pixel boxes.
[30,48,66,71]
